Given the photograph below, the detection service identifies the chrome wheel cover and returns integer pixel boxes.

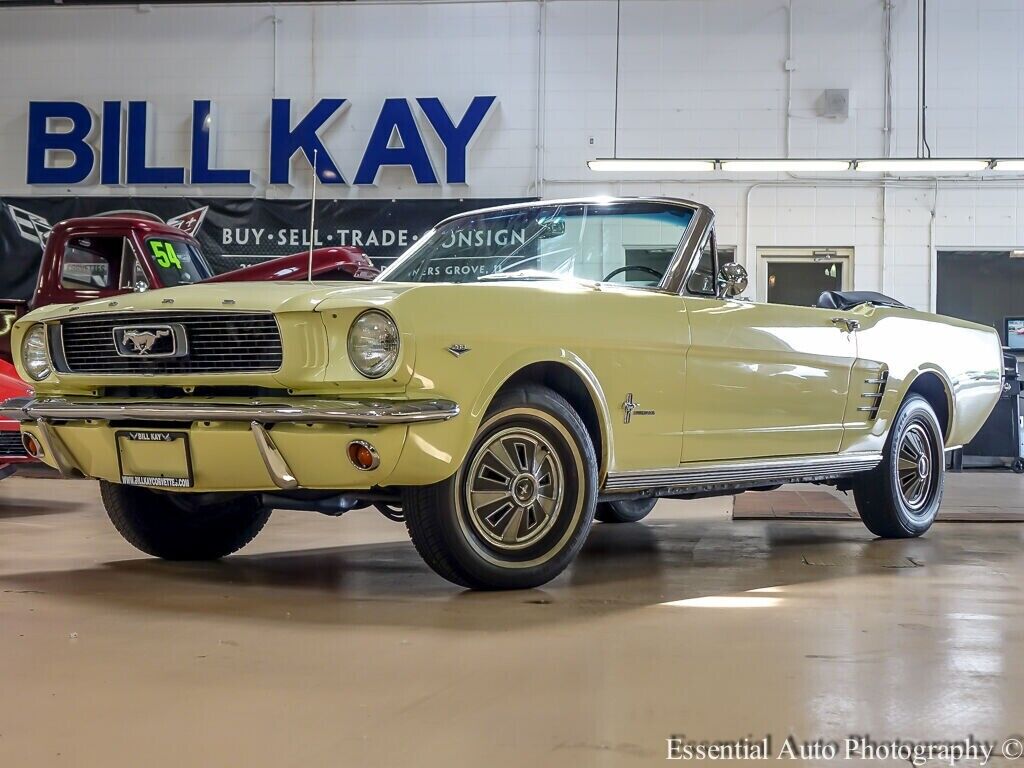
[463,426,564,551]
[896,421,937,512]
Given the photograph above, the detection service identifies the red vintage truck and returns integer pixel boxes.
[0,212,377,360]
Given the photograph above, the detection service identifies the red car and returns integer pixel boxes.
[0,359,32,477]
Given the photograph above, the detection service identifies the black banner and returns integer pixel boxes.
[0,196,528,301]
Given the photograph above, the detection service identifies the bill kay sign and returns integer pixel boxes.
[25,97,496,187]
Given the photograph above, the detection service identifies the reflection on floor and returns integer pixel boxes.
[1,475,1023,767]
[735,471,1024,521]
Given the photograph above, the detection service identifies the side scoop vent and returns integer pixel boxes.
[857,369,889,420]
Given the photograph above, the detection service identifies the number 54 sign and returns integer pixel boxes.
[149,240,182,270]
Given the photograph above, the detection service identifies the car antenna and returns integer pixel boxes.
[307,148,318,283]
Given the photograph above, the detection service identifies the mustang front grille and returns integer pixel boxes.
[55,312,283,375]
[0,431,27,458]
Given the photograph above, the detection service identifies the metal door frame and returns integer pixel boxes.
[757,246,854,304]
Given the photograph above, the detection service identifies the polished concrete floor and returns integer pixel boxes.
[2,475,1023,767]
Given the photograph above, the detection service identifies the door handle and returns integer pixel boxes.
[831,317,860,332]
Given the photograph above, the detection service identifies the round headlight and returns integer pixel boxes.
[21,323,51,381]
[347,310,399,379]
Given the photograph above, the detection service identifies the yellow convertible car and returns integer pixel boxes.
[2,198,1005,589]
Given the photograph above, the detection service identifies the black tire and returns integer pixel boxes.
[852,395,944,538]
[99,481,271,560]
[1013,458,1024,475]
[595,497,657,523]
[402,384,598,590]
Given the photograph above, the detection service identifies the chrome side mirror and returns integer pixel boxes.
[716,262,748,298]
[133,280,149,293]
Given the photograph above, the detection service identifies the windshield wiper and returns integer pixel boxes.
[478,270,562,282]
[478,270,599,289]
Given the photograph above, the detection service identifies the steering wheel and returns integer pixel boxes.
[602,265,664,282]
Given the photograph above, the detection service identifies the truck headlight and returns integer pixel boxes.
[347,310,399,379]
[21,323,51,381]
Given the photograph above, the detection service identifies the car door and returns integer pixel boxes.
[679,237,859,462]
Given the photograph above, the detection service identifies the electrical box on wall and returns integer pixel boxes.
[820,89,850,119]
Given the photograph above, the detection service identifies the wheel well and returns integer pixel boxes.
[500,362,605,471]
[906,371,951,441]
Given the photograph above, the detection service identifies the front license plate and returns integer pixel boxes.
[116,430,194,488]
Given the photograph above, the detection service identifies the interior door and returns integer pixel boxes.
[760,248,852,306]
[680,298,858,462]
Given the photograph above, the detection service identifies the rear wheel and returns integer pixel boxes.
[100,481,270,560]
[403,384,597,589]
[852,395,944,538]
[595,497,657,523]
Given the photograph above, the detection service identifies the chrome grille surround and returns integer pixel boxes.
[55,311,283,375]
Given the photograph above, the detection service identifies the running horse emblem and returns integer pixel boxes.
[121,328,171,355]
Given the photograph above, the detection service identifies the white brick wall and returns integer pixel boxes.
[1,0,1023,308]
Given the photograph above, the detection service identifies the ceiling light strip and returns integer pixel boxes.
[588,158,1024,174]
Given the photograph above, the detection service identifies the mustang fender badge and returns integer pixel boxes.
[623,393,655,423]
[447,344,471,357]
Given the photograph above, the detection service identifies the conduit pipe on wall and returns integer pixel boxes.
[532,0,548,198]
[784,0,794,159]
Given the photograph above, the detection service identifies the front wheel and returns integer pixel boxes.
[852,395,944,538]
[403,384,598,589]
[100,481,271,560]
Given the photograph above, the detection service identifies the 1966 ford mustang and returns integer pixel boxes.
[2,198,1004,589]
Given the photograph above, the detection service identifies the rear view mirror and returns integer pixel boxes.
[717,262,748,298]
[538,218,566,239]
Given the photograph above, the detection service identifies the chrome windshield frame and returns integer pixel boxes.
[376,196,716,292]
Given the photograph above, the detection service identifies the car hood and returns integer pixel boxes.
[23,278,613,324]
[23,281,421,321]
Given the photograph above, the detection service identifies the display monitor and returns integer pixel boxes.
[1006,317,1024,350]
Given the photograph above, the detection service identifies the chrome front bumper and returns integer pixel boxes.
[1,396,460,490]
[0,397,459,426]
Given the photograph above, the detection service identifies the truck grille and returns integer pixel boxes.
[57,312,283,375]
[0,431,27,458]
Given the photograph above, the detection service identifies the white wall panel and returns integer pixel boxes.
[0,0,1023,308]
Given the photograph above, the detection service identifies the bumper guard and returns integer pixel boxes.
[0,396,460,490]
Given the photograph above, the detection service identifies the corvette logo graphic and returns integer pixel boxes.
[7,205,53,246]
[5,204,209,252]
[166,206,209,237]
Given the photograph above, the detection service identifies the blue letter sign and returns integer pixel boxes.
[126,101,185,185]
[190,100,251,185]
[26,101,95,184]
[418,96,496,184]
[355,99,438,185]
[26,96,496,187]
[269,99,346,185]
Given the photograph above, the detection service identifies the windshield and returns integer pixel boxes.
[144,237,213,286]
[379,201,695,287]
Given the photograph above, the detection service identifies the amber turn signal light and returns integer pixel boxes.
[22,432,43,459]
[347,440,379,471]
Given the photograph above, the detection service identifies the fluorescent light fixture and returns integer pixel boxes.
[855,159,989,173]
[721,159,851,172]
[587,158,716,172]
[992,160,1024,171]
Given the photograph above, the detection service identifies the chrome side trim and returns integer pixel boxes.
[250,422,299,490]
[1,397,459,426]
[603,452,883,493]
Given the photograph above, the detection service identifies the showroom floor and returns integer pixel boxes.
[2,474,1023,767]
